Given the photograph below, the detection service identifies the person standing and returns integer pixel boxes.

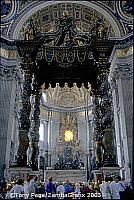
[116,176,126,200]
[5,179,24,199]
[64,180,74,194]
[100,177,111,199]
[84,182,93,193]
[33,176,39,194]
[74,182,81,194]
[0,177,7,199]
[0,177,7,192]
[45,177,56,194]
[24,178,35,199]
[56,182,65,195]
[24,178,31,196]
[109,177,120,199]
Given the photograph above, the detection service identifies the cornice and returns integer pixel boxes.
[109,33,133,63]
[40,103,93,113]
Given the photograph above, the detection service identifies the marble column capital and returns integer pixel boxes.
[0,65,22,81]
[40,119,48,125]
[109,62,133,90]
[110,63,133,81]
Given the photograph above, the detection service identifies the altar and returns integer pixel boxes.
[45,169,87,183]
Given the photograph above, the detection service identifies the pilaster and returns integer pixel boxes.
[109,43,133,183]
[0,46,20,178]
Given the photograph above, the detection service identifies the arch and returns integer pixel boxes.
[10,1,122,39]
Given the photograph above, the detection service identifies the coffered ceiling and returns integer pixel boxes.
[19,3,115,40]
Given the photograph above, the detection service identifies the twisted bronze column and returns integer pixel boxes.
[28,77,41,170]
[92,94,104,168]
[17,64,33,166]
[98,72,116,166]
[15,40,38,167]
[92,67,117,168]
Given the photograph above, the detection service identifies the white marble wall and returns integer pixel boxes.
[77,114,87,147]
[51,116,60,167]
[39,109,94,170]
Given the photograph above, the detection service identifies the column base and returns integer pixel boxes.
[29,170,39,178]
[45,169,87,182]
[28,163,38,171]
[8,166,32,181]
[91,170,103,182]
[101,166,122,178]
[13,155,27,167]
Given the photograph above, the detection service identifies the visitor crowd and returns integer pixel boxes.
[0,176,133,199]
